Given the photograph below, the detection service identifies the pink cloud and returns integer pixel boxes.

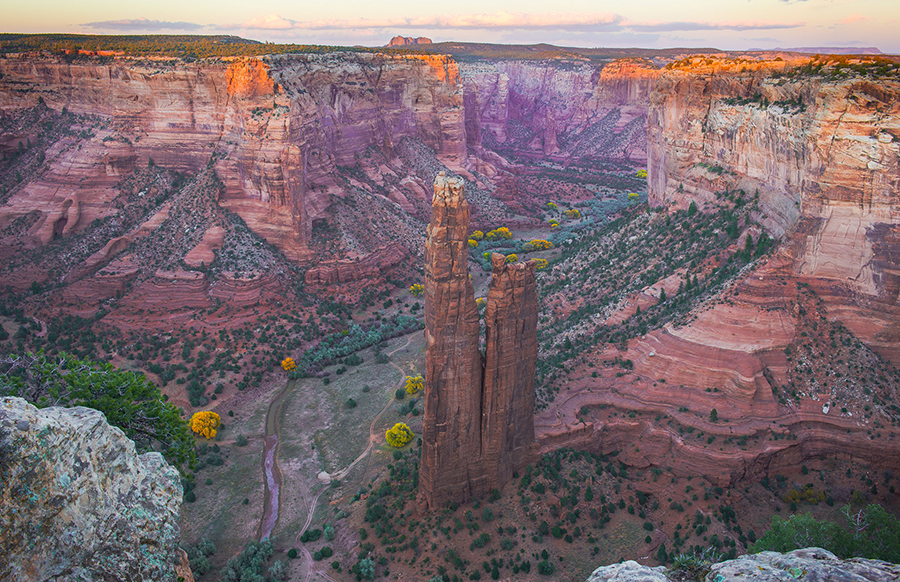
[838,14,869,25]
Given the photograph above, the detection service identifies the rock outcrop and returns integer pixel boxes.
[419,172,488,508]
[418,173,537,511]
[0,397,183,582]
[304,242,408,286]
[586,547,900,581]
[482,253,538,489]
[388,36,433,47]
[0,52,466,260]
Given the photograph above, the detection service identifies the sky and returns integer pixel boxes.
[2,0,899,54]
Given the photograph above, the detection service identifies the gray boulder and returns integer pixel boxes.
[586,548,900,581]
[0,397,183,581]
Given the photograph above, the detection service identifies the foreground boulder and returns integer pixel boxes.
[0,397,183,582]
[587,547,900,581]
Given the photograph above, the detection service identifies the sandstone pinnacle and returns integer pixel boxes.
[418,174,537,512]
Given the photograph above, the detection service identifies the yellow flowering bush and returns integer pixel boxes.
[468,239,479,248]
[190,411,221,439]
[405,374,423,395]
[470,230,484,241]
[549,219,559,229]
[522,239,553,252]
[485,227,511,241]
[386,422,414,447]
[410,283,425,297]
[505,254,518,263]
[546,201,557,210]
[565,208,581,219]
[483,251,492,260]
[636,169,648,178]
[628,192,640,201]
[532,258,548,270]
[281,357,296,372]
[476,297,487,308]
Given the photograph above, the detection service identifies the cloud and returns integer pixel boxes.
[234,12,625,32]
[625,20,804,32]
[83,17,204,31]
[838,14,869,25]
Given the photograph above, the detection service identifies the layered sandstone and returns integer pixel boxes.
[0,397,183,582]
[461,59,658,165]
[418,174,538,511]
[304,242,408,286]
[482,253,538,488]
[647,57,900,363]
[0,52,467,261]
[419,172,487,509]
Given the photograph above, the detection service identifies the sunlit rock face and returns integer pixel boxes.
[0,397,183,582]
[0,53,466,261]
[648,57,900,363]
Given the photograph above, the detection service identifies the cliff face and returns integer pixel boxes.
[418,174,538,511]
[462,59,657,165]
[0,397,183,582]
[0,53,465,260]
[648,58,900,362]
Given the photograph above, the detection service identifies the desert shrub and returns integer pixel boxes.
[410,284,424,297]
[190,411,221,439]
[485,227,512,241]
[751,504,900,563]
[281,357,296,371]
[219,539,274,582]
[386,422,414,447]
[405,374,423,395]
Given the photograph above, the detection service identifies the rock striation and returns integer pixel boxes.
[647,56,900,363]
[0,397,183,582]
[304,242,409,286]
[482,253,538,489]
[418,173,537,512]
[585,547,900,582]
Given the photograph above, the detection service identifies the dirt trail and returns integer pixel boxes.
[280,332,417,582]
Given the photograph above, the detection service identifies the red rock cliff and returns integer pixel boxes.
[418,174,538,511]
[647,56,900,362]
[0,53,466,261]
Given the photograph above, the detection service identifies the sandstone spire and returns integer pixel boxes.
[418,173,537,512]
[482,253,538,488]
[418,172,488,510]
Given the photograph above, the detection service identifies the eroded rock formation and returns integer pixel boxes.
[482,253,538,488]
[647,56,900,363]
[418,173,537,511]
[0,397,183,582]
[586,547,900,582]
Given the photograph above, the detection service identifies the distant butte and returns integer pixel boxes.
[387,36,433,47]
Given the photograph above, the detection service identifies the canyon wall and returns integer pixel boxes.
[648,57,900,362]
[418,174,538,511]
[0,52,465,260]
[461,59,658,166]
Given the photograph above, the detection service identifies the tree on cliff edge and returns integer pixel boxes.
[0,351,196,471]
